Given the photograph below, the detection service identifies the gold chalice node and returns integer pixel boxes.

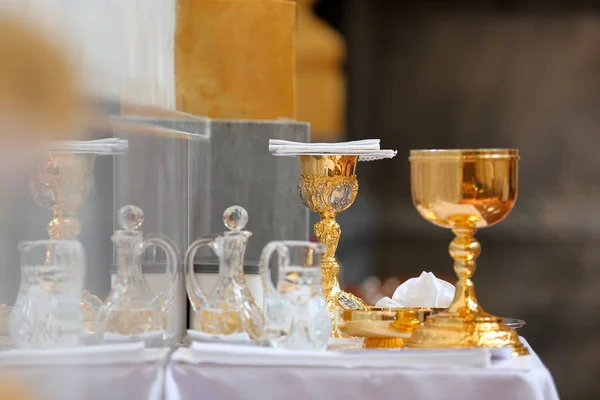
[406,149,528,356]
[297,155,368,335]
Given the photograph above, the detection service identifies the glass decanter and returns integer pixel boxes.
[260,241,331,351]
[94,205,179,344]
[184,206,264,341]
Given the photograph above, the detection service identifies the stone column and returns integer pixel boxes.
[296,0,346,142]
[175,0,296,119]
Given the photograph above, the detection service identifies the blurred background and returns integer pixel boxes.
[1,0,598,398]
[304,1,600,399]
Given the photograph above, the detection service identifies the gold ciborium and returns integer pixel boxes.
[406,149,528,356]
[29,152,102,327]
[297,155,368,335]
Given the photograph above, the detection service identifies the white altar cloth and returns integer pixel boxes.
[0,347,170,400]
[165,339,559,400]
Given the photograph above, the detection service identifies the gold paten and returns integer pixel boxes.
[335,307,444,348]
[297,155,367,337]
[407,149,528,357]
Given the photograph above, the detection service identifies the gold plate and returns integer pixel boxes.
[334,307,445,348]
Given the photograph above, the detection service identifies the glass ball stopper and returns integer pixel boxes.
[223,205,248,232]
[118,205,144,230]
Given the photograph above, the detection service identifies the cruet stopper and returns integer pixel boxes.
[118,205,145,231]
[223,205,248,232]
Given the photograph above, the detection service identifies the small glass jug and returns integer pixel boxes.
[184,206,264,341]
[94,205,179,344]
[9,240,85,349]
[260,241,331,350]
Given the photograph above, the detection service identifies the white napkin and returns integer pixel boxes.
[0,342,147,366]
[187,329,251,344]
[268,139,397,161]
[80,330,168,347]
[375,272,455,308]
[103,330,167,343]
[175,342,490,368]
[269,139,381,152]
[41,138,129,155]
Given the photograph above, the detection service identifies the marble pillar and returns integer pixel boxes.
[175,0,296,119]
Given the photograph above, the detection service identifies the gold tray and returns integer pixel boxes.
[335,307,445,348]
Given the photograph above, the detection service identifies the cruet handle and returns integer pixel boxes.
[183,235,219,312]
[258,241,289,308]
[141,235,181,313]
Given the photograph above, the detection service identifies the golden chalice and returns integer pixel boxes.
[29,152,102,328]
[30,153,96,243]
[406,149,528,356]
[297,155,368,336]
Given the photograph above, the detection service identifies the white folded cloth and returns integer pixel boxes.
[80,330,168,347]
[103,330,167,343]
[174,341,491,369]
[41,138,129,155]
[186,330,252,344]
[268,139,397,161]
[375,271,455,308]
[0,342,148,366]
[269,139,381,152]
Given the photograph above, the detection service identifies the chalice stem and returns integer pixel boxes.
[314,211,341,297]
[447,226,483,316]
[45,207,62,264]
[314,211,367,328]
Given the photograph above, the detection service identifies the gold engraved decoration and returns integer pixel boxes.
[297,155,368,337]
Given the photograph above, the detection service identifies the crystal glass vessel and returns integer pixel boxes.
[9,240,85,349]
[260,241,331,351]
[94,205,179,344]
[184,206,264,341]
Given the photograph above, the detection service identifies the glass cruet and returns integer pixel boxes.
[94,205,179,343]
[10,240,85,349]
[184,205,264,341]
[259,241,331,351]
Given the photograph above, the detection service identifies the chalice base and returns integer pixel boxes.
[364,337,406,349]
[407,311,529,357]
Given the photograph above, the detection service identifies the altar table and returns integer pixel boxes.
[165,339,559,400]
[0,340,559,400]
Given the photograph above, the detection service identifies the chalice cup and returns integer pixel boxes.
[297,155,368,336]
[29,152,103,329]
[406,149,528,356]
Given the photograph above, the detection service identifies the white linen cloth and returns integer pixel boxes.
[0,342,146,366]
[0,344,169,400]
[186,330,252,344]
[80,330,168,347]
[166,338,559,400]
[177,341,491,369]
[375,271,455,308]
[268,139,397,161]
[41,138,129,154]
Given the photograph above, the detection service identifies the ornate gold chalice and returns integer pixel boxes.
[406,149,528,356]
[30,153,96,243]
[297,155,368,336]
[29,152,103,328]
